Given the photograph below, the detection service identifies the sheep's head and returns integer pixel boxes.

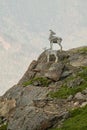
[49,29,56,35]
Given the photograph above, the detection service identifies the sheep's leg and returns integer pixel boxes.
[59,43,62,52]
[50,42,53,50]
[54,53,58,63]
[47,54,50,62]
[57,40,62,52]
[56,54,58,62]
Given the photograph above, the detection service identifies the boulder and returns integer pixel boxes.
[74,92,86,101]
[35,62,52,77]
[80,102,87,108]
[45,63,64,81]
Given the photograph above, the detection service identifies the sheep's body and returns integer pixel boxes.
[45,49,58,62]
[49,30,62,51]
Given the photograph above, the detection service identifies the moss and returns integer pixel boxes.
[0,123,8,130]
[49,105,87,130]
[23,77,51,87]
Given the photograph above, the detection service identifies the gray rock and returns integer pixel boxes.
[67,77,84,88]
[80,102,87,107]
[45,70,61,81]
[8,107,48,130]
[82,89,87,95]
[28,60,38,70]
[61,71,72,78]
[35,62,52,77]
[67,95,73,101]
[45,62,64,81]
[69,53,87,67]
[61,111,70,120]
[74,92,86,101]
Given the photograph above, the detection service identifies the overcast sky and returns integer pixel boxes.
[0,0,87,95]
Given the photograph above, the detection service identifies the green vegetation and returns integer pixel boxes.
[23,77,51,87]
[49,105,87,130]
[78,47,87,54]
[0,123,8,130]
[50,83,87,99]
[50,67,87,99]
[77,66,87,81]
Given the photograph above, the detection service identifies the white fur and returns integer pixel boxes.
[49,30,62,51]
[43,48,58,62]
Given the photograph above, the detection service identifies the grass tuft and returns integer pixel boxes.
[23,77,51,87]
[0,123,8,130]
[78,47,87,54]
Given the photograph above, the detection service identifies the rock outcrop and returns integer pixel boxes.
[0,46,87,130]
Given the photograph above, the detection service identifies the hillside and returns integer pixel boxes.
[0,46,87,130]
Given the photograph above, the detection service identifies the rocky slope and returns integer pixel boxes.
[0,46,87,130]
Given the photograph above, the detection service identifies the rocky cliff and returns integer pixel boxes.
[0,46,87,130]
